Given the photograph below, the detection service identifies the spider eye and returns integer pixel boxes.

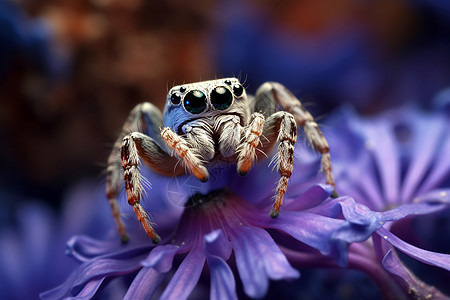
[170,93,181,105]
[211,86,233,110]
[183,90,206,114]
[233,84,244,97]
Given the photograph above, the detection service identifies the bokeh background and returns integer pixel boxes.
[0,0,449,298]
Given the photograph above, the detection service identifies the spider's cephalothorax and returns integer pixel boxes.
[106,78,337,243]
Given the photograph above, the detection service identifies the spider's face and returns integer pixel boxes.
[163,78,248,133]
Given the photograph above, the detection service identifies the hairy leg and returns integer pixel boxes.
[253,82,337,197]
[161,127,209,182]
[237,112,265,175]
[106,103,181,243]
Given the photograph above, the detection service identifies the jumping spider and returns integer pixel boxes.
[106,78,337,243]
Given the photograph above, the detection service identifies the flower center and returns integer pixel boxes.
[184,187,229,209]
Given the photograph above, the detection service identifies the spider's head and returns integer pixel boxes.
[163,78,248,133]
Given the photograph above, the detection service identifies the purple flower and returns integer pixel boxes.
[40,137,380,299]
[316,105,450,298]
[0,180,113,299]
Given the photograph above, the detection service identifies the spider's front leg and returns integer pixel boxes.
[160,127,209,182]
[237,112,265,175]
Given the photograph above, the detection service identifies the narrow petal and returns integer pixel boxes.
[66,235,120,263]
[124,267,165,300]
[207,255,237,300]
[41,254,144,299]
[363,122,400,206]
[72,256,145,291]
[381,202,447,222]
[204,230,232,260]
[65,277,105,300]
[160,244,205,300]
[262,211,345,256]
[418,127,450,195]
[382,249,449,299]
[415,188,450,204]
[230,225,299,298]
[204,230,237,300]
[400,116,443,203]
[66,234,153,265]
[284,184,334,211]
[141,243,190,273]
[376,228,450,270]
[40,268,82,300]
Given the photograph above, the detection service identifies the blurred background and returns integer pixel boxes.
[1,0,450,215]
[0,0,449,297]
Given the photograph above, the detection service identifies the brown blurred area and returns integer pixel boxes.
[0,0,433,205]
[0,0,215,203]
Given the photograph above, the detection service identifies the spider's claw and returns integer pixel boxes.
[237,169,248,176]
[121,234,130,244]
[199,173,209,183]
[331,189,339,198]
[270,209,279,218]
[152,234,161,244]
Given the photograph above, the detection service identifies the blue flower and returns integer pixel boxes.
[0,180,113,299]
[321,105,450,297]
[41,140,377,299]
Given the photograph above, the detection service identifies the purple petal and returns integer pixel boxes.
[72,256,144,290]
[416,188,450,204]
[376,228,450,270]
[339,197,382,226]
[363,121,400,206]
[66,235,119,263]
[305,195,349,217]
[41,254,145,299]
[204,230,232,260]
[284,184,334,211]
[230,225,299,298]
[204,230,237,300]
[418,126,450,195]
[141,243,190,273]
[261,211,345,256]
[65,277,105,300]
[40,268,82,300]
[400,116,444,203]
[160,244,205,300]
[382,249,450,299]
[381,202,447,222]
[123,268,165,300]
[207,255,237,300]
[336,152,386,210]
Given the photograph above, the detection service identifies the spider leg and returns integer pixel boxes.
[257,111,297,217]
[237,112,265,175]
[161,127,209,182]
[106,103,183,243]
[253,82,338,198]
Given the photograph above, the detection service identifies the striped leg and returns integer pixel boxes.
[160,127,209,182]
[106,103,179,243]
[236,112,265,176]
[254,82,338,198]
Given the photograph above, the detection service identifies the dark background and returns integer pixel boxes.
[1,0,449,221]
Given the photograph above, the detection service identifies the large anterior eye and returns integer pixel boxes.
[211,86,233,110]
[183,90,207,114]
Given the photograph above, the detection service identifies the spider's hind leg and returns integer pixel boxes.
[253,82,338,198]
